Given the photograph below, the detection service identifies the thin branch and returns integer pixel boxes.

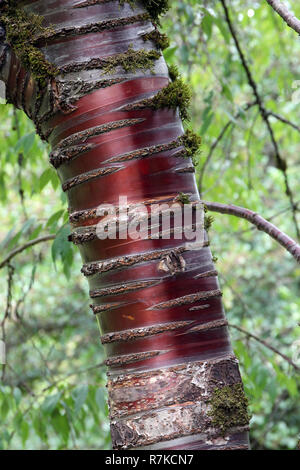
[229,323,300,372]
[265,0,300,35]
[220,0,300,240]
[0,235,55,269]
[267,110,300,134]
[204,200,300,263]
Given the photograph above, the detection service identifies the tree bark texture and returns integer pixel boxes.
[0,0,250,450]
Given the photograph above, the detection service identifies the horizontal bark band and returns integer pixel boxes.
[108,355,247,448]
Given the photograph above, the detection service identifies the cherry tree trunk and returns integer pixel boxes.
[0,0,250,450]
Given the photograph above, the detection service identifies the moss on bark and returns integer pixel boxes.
[119,0,170,23]
[142,29,170,50]
[209,384,250,436]
[0,2,58,87]
[101,46,161,74]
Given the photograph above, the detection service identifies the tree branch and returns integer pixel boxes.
[220,0,300,240]
[267,110,300,134]
[266,0,300,35]
[229,323,300,372]
[0,235,55,269]
[204,200,300,263]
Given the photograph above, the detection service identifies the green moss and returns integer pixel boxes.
[142,0,170,22]
[102,46,161,74]
[204,215,214,231]
[180,129,201,159]
[0,4,58,87]
[120,0,170,23]
[177,192,190,205]
[168,64,180,82]
[149,78,192,120]
[142,29,170,50]
[209,384,250,436]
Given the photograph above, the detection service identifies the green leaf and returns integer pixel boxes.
[163,46,178,62]
[46,210,65,230]
[95,388,106,414]
[41,392,61,415]
[39,168,55,192]
[15,132,35,156]
[20,421,29,447]
[51,224,74,278]
[51,411,70,444]
[72,385,89,414]
[202,12,213,39]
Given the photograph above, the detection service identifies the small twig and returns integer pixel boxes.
[267,111,300,134]
[204,200,300,263]
[265,0,300,35]
[229,323,300,372]
[0,235,55,270]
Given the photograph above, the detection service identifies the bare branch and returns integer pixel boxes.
[0,235,55,270]
[204,200,300,263]
[267,110,300,134]
[229,323,300,372]
[266,0,300,35]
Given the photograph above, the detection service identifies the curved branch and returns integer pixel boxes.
[229,323,300,372]
[0,235,55,269]
[204,201,300,263]
[267,111,300,134]
[266,0,300,35]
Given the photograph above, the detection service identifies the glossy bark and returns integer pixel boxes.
[0,0,250,449]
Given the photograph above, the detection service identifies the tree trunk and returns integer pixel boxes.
[0,0,250,450]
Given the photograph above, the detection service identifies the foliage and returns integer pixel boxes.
[0,0,299,450]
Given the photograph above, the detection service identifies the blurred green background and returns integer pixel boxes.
[0,0,299,450]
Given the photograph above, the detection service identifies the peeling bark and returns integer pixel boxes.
[0,0,250,450]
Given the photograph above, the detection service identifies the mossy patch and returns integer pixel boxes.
[101,46,160,74]
[142,29,170,50]
[0,3,58,87]
[120,0,170,23]
[209,383,250,436]
[168,64,179,82]
[177,192,190,204]
[181,130,201,159]
[149,78,192,120]
[204,215,214,231]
